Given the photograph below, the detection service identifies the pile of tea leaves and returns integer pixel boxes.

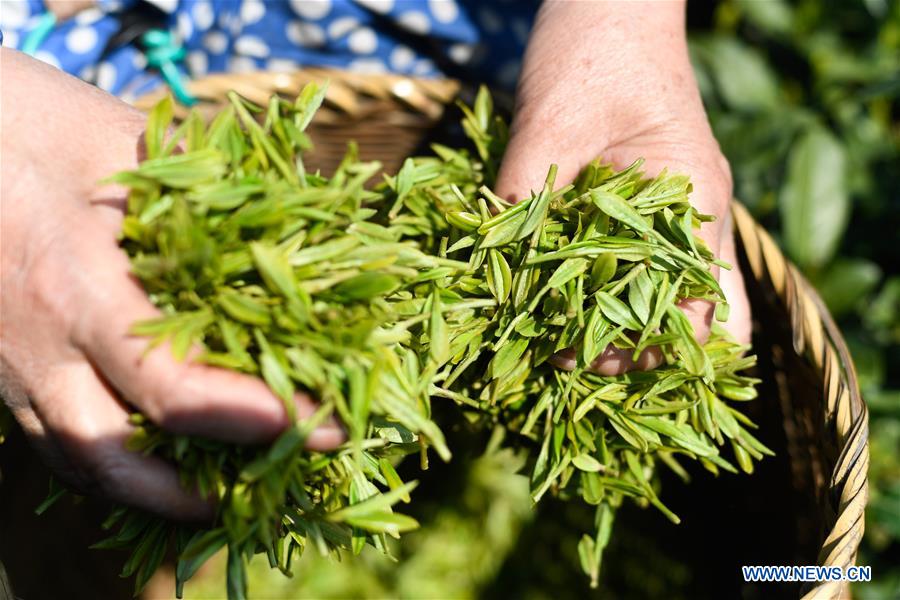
[92,84,769,598]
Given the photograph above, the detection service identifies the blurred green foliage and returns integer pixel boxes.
[172,1,899,598]
[692,1,899,597]
[182,430,536,599]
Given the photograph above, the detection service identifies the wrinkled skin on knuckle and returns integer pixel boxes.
[138,358,220,435]
[137,366,183,431]
[1,238,84,421]
[20,241,84,338]
[4,212,95,351]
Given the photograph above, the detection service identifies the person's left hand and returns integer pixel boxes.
[0,50,344,520]
[495,1,751,375]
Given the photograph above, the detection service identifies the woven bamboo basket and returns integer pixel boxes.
[137,70,870,599]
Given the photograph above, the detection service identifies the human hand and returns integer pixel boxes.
[0,50,343,520]
[496,1,751,375]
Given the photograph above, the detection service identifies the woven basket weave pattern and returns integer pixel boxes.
[733,203,869,599]
[134,69,460,177]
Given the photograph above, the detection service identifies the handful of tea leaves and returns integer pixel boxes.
[96,85,769,598]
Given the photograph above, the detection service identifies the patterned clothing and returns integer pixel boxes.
[0,0,539,100]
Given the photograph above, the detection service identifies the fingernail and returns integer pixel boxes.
[305,425,346,451]
[548,352,576,371]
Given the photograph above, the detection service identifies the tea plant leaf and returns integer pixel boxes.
[780,125,849,268]
[429,292,450,364]
[486,249,513,303]
[595,292,642,331]
[590,190,649,233]
[547,258,589,290]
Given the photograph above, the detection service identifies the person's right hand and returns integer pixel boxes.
[495,1,751,375]
[0,50,344,520]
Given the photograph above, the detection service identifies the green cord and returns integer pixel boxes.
[21,19,197,107]
[142,28,198,106]
[21,12,57,56]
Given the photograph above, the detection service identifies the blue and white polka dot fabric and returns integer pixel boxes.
[0,0,539,100]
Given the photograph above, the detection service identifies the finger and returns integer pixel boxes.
[69,229,344,448]
[550,344,663,375]
[554,295,715,376]
[36,361,213,521]
[606,148,729,368]
[604,138,732,254]
[607,147,727,354]
[679,298,715,346]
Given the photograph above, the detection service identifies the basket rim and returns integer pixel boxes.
[732,201,869,600]
[131,68,461,121]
